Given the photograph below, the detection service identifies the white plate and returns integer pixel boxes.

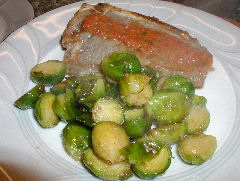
[1,0,240,180]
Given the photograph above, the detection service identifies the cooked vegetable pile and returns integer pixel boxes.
[14,52,217,180]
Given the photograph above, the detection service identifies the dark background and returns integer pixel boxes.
[28,0,240,22]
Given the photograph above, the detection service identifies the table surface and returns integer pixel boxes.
[28,0,240,26]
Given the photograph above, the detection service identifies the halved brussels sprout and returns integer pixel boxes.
[184,105,210,134]
[105,82,119,98]
[124,107,145,122]
[92,121,130,164]
[50,76,79,95]
[128,138,172,179]
[145,90,191,125]
[53,88,77,122]
[75,73,106,103]
[101,51,141,81]
[119,73,152,106]
[50,80,69,95]
[14,83,45,110]
[161,76,195,98]
[92,98,124,124]
[83,148,133,180]
[141,66,160,92]
[62,122,92,161]
[123,107,151,138]
[75,103,94,127]
[30,60,66,86]
[34,92,59,128]
[133,146,171,179]
[126,137,156,164]
[178,134,217,165]
[149,122,187,144]
[192,94,207,106]
[124,118,151,138]
[65,76,79,89]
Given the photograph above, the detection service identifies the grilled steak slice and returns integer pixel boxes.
[62,3,213,88]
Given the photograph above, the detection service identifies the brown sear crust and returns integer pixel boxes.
[92,3,190,39]
[62,3,195,48]
[102,3,193,41]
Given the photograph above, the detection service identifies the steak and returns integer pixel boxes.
[61,3,213,88]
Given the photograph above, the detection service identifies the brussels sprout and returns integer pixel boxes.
[145,90,191,125]
[105,82,119,98]
[124,118,151,138]
[14,83,45,109]
[92,121,130,164]
[133,145,171,179]
[192,94,207,106]
[119,73,153,106]
[149,122,187,144]
[134,135,155,143]
[101,51,141,81]
[75,73,106,103]
[178,134,217,165]
[30,60,66,86]
[75,103,94,127]
[83,148,133,180]
[65,76,79,89]
[123,107,151,138]
[34,92,59,128]
[76,112,93,127]
[62,122,92,161]
[50,76,79,95]
[50,80,69,95]
[184,105,210,134]
[161,76,195,98]
[53,88,77,122]
[83,102,94,110]
[128,139,172,179]
[141,66,160,92]
[124,107,145,121]
[126,137,156,164]
[92,98,124,124]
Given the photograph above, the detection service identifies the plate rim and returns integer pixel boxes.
[1,0,240,180]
